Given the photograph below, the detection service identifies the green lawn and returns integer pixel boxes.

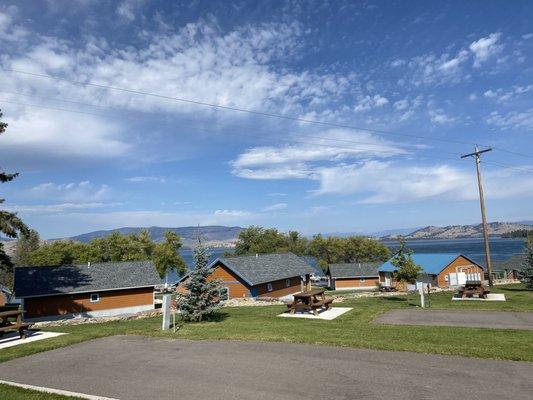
[1,284,531,399]
[0,384,79,400]
[0,284,531,367]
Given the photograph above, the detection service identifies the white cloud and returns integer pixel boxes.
[232,128,406,180]
[438,50,469,72]
[313,160,533,203]
[5,202,121,214]
[262,203,287,212]
[483,85,532,103]
[30,181,111,203]
[469,33,502,67]
[428,109,456,125]
[213,209,253,218]
[486,109,533,131]
[354,95,389,112]
[125,176,167,183]
[116,0,144,22]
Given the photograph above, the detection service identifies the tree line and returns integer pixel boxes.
[501,229,533,239]
[233,226,391,270]
[13,230,187,279]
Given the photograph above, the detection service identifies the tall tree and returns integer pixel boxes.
[13,229,40,266]
[391,238,422,303]
[0,110,30,286]
[233,226,289,255]
[519,237,533,289]
[177,243,221,322]
[153,231,187,279]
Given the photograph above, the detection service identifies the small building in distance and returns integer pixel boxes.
[326,262,381,290]
[379,253,485,289]
[492,254,524,280]
[177,252,314,299]
[15,261,161,320]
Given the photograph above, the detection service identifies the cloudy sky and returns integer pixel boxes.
[0,0,532,238]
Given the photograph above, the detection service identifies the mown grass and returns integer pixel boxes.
[0,384,79,400]
[1,284,531,399]
[1,284,531,367]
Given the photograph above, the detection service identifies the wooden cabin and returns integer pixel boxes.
[14,261,161,320]
[326,262,380,290]
[177,252,314,299]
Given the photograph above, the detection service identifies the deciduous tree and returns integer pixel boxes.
[391,238,421,303]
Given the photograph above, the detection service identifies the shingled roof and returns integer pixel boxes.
[379,253,483,275]
[214,252,314,286]
[327,262,380,278]
[14,261,161,298]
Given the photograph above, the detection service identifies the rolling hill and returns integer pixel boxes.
[66,226,244,248]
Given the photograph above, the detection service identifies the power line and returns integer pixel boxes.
[1,68,489,148]
[4,97,531,171]
[4,68,531,159]
[0,90,429,152]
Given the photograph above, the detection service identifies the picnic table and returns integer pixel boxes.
[286,288,333,316]
[457,281,490,299]
[0,310,31,339]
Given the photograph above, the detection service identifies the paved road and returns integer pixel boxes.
[1,336,532,399]
[374,309,533,330]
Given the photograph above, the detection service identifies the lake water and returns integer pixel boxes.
[165,237,527,282]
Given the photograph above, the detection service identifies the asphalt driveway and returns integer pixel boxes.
[374,310,533,330]
[0,336,532,400]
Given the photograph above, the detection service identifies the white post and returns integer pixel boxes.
[418,283,425,308]
[162,293,171,330]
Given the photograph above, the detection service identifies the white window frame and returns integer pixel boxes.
[90,293,100,303]
[267,282,273,292]
[285,278,291,288]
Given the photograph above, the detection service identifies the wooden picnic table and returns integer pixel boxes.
[457,281,490,299]
[286,288,333,316]
[0,310,31,339]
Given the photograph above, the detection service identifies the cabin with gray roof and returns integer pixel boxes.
[14,261,161,319]
[326,262,381,290]
[177,252,314,299]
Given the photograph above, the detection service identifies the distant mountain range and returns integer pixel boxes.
[66,226,244,248]
[381,221,533,240]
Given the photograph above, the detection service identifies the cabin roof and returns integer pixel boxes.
[379,253,483,275]
[327,262,380,278]
[214,252,314,286]
[14,260,161,298]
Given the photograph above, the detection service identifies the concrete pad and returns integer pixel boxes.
[278,307,352,320]
[0,330,66,349]
[0,336,532,400]
[375,309,533,330]
[452,293,506,301]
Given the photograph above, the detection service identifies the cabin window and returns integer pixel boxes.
[285,278,291,288]
[90,293,100,303]
[267,283,273,292]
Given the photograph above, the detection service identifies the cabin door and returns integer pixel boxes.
[384,273,392,287]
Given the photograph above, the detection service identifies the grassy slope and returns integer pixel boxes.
[1,284,531,399]
[1,284,531,366]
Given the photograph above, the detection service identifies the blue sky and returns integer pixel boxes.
[0,0,532,239]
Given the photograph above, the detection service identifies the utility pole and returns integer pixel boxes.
[461,146,494,286]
